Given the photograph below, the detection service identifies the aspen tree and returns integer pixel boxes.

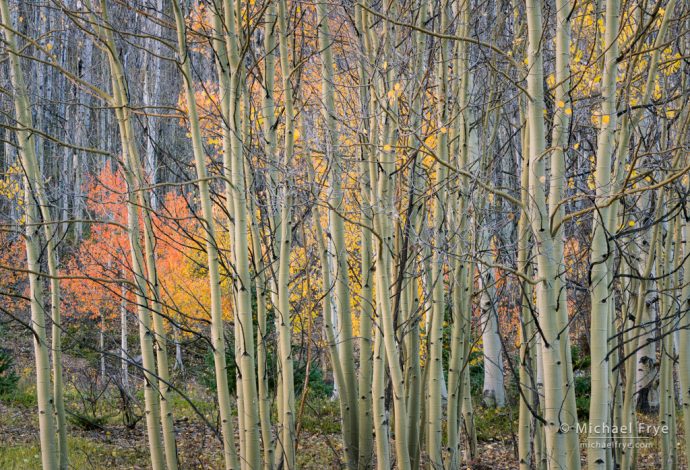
[171,1,240,468]
[274,0,297,465]
[447,3,479,459]
[358,0,412,466]
[525,0,575,464]
[363,21,393,470]
[255,6,278,459]
[586,0,620,463]
[356,6,391,465]
[445,51,480,461]
[478,268,505,408]
[678,19,690,466]
[461,232,478,461]
[85,2,180,467]
[621,197,663,468]
[596,4,675,465]
[1,2,59,467]
[210,1,263,465]
[427,1,451,465]
[516,120,537,470]
[679,174,690,464]
[316,2,358,466]
[658,217,677,470]
[120,285,129,390]
[549,0,580,464]
[403,3,429,466]
[354,2,375,466]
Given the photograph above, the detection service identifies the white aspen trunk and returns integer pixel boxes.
[622,200,663,469]
[525,0,572,465]
[275,1,296,465]
[316,3,358,466]
[517,118,536,470]
[93,3,177,465]
[1,3,63,467]
[479,272,505,408]
[461,259,478,460]
[257,5,277,466]
[587,0,620,465]
[549,0,580,464]
[680,195,690,467]
[218,2,262,465]
[143,0,163,210]
[446,0,469,462]
[372,323,390,470]
[171,2,240,468]
[173,327,183,373]
[354,3,375,457]
[249,185,274,470]
[366,1,412,465]
[100,313,106,381]
[658,220,677,470]
[121,285,129,390]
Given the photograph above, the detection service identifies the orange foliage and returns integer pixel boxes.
[62,162,229,333]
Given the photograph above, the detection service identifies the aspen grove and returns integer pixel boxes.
[2,0,690,468]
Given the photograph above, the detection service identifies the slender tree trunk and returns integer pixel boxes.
[479,271,505,408]
[587,0,620,464]
[1,4,68,467]
[121,284,129,390]
[275,1,296,466]
[316,3,359,467]
[549,0,580,464]
[94,3,177,466]
[353,3,377,458]
[171,2,240,468]
[517,118,536,470]
[525,0,574,465]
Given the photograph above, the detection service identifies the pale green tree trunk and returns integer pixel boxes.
[215,2,262,466]
[275,0,297,465]
[427,3,451,466]
[88,3,172,467]
[517,120,537,470]
[525,0,574,465]
[658,218,677,470]
[171,2,240,468]
[257,6,277,467]
[316,2,358,466]
[587,0,620,465]
[549,0,580,464]
[1,2,59,467]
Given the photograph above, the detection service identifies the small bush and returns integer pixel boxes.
[469,350,484,397]
[0,348,19,396]
[201,345,237,395]
[294,361,333,399]
[475,406,516,441]
[574,375,591,420]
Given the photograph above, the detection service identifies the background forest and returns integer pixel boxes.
[0,0,689,468]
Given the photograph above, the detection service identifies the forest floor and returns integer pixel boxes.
[0,322,685,469]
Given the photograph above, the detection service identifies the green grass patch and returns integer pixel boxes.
[474,406,517,442]
[0,436,145,469]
